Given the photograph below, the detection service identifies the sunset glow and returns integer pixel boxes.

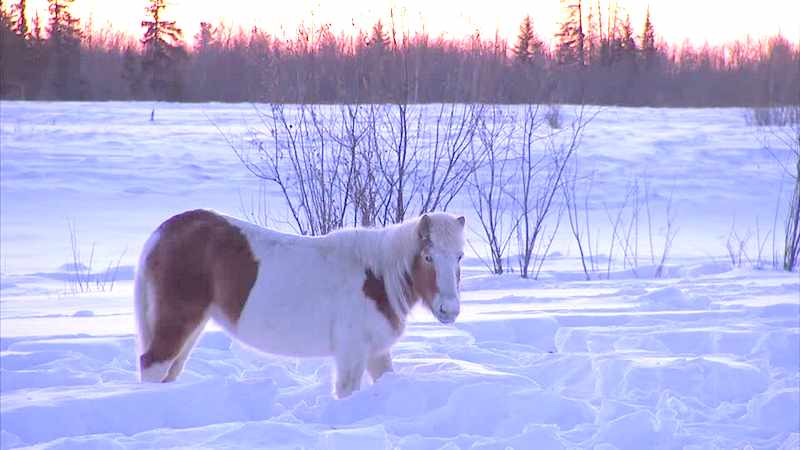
[23,0,800,46]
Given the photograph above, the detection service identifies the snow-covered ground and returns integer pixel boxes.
[1,102,798,449]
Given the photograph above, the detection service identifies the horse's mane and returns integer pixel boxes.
[327,218,422,321]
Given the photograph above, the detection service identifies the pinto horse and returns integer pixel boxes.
[135,209,465,398]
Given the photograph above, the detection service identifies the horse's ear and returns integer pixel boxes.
[418,214,432,244]
[456,216,465,227]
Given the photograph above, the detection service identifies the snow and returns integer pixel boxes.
[1,102,799,449]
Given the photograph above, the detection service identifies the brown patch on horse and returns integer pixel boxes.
[140,209,259,370]
[411,254,439,308]
[363,269,401,332]
[362,214,444,333]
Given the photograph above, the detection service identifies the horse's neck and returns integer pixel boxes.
[372,223,419,314]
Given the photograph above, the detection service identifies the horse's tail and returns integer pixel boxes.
[134,231,160,357]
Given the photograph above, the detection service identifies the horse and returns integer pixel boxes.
[134,209,466,398]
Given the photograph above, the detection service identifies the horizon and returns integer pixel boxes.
[19,0,800,47]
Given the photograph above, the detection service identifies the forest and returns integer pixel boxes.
[1,0,798,106]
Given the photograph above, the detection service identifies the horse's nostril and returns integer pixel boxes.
[439,305,446,315]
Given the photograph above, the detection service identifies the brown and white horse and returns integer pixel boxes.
[135,209,465,398]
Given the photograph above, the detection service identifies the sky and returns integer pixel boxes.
[22,0,800,46]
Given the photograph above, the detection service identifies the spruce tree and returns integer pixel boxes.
[514,16,533,63]
[47,0,83,99]
[141,0,184,100]
[370,20,390,50]
[122,46,143,98]
[513,16,543,64]
[0,0,21,97]
[619,13,638,74]
[641,7,657,69]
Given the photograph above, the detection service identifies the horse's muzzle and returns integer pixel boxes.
[434,300,460,324]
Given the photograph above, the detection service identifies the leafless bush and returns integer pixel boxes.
[226,103,483,234]
[565,178,679,279]
[515,105,592,278]
[65,221,125,294]
[416,104,484,214]
[751,104,800,271]
[785,175,800,271]
[653,193,679,278]
[745,106,800,127]
[468,106,517,274]
[229,104,359,235]
[237,183,274,228]
[563,166,598,280]
[545,103,562,129]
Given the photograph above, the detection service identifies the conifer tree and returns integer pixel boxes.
[47,0,83,99]
[141,0,184,100]
[513,15,543,64]
[641,7,657,69]
[370,20,390,51]
[0,1,20,97]
[621,14,636,55]
[121,46,143,98]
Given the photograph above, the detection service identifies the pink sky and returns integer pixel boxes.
[23,0,800,46]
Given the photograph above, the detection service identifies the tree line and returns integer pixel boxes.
[1,0,798,106]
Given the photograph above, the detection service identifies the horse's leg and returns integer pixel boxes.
[139,303,207,383]
[163,316,208,382]
[333,347,367,399]
[367,352,394,382]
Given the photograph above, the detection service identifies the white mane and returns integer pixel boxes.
[326,218,421,320]
[324,213,464,324]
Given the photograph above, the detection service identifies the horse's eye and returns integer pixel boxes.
[425,255,433,263]
[457,254,463,261]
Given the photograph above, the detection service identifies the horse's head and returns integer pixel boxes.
[412,213,466,324]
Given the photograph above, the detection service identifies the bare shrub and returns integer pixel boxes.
[468,106,517,274]
[515,105,592,278]
[545,103,562,129]
[226,103,483,234]
[653,192,679,278]
[229,104,358,235]
[237,183,274,228]
[751,104,800,271]
[562,165,598,280]
[785,174,800,270]
[564,177,680,279]
[745,105,800,127]
[417,104,484,214]
[65,221,125,294]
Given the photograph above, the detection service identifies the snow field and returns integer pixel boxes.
[1,265,798,449]
[1,102,798,449]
